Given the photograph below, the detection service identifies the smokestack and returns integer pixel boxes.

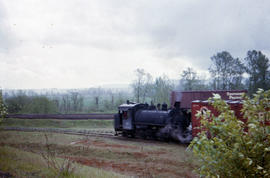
[171,90,183,109]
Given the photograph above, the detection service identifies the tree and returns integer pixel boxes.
[131,69,174,105]
[181,67,198,90]
[0,89,7,122]
[142,73,153,102]
[189,89,270,177]
[131,69,152,103]
[70,92,79,112]
[93,87,102,111]
[5,92,31,113]
[209,51,245,90]
[245,50,270,94]
[180,67,209,91]
[22,96,58,114]
[61,94,71,114]
[70,92,84,112]
[151,75,174,105]
[78,96,84,112]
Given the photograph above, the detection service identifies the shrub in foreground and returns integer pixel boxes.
[189,89,270,177]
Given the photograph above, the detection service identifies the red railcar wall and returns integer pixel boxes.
[171,90,247,109]
[191,100,244,137]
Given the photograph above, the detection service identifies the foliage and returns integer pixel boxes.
[209,51,245,90]
[5,93,58,114]
[180,67,209,91]
[59,92,84,113]
[70,92,84,112]
[4,92,30,113]
[131,68,174,105]
[21,96,58,114]
[245,50,270,95]
[151,75,174,104]
[3,88,131,114]
[131,68,153,103]
[189,89,270,177]
[0,89,8,122]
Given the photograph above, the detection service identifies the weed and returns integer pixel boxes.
[41,133,76,177]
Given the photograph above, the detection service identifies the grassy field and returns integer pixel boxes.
[0,131,198,177]
[0,118,198,177]
[0,132,125,178]
[1,118,113,130]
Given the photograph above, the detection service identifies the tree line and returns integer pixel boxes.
[180,50,270,94]
[3,88,131,114]
[131,68,174,105]
[131,50,270,106]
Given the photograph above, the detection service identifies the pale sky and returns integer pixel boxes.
[1,0,270,89]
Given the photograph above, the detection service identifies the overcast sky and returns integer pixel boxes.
[1,0,270,89]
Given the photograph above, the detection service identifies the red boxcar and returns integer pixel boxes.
[191,100,244,137]
[171,90,247,109]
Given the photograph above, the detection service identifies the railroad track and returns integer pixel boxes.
[1,127,116,139]
[1,127,184,145]
[6,113,114,120]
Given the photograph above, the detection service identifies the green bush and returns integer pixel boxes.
[21,96,58,114]
[5,94,30,113]
[0,90,8,122]
[189,89,270,177]
[5,95,57,114]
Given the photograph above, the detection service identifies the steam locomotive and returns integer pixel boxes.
[114,101,192,143]
[114,90,246,143]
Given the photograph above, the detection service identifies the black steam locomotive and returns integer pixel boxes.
[114,101,192,143]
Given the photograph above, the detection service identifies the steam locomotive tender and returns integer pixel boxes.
[114,101,191,142]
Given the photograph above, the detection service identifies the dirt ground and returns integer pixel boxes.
[0,131,198,177]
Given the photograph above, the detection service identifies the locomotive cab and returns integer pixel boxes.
[114,103,133,134]
[114,101,139,135]
[120,103,136,130]
[114,101,148,136]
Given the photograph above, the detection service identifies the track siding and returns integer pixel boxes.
[6,114,114,120]
[2,127,115,138]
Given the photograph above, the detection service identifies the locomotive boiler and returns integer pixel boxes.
[114,101,192,143]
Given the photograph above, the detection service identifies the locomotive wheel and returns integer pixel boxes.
[129,133,135,138]
[136,130,146,139]
[122,132,127,137]
[142,134,146,139]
